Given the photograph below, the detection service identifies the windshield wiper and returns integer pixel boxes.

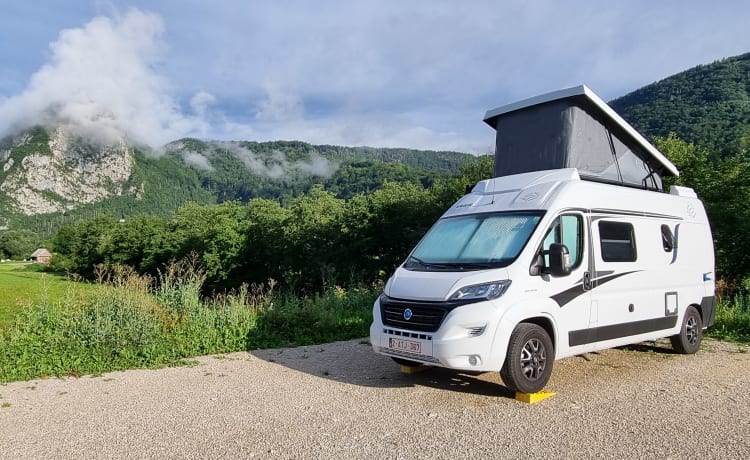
[407,256,455,270]
[407,257,497,271]
[454,262,497,270]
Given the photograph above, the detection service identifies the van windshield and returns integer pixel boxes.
[405,211,544,271]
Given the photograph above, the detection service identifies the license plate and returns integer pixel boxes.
[389,338,421,354]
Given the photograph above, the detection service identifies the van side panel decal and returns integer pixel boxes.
[551,271,640,307]
[568,316,678,346]
[592,271,641,286]
[550,279,584,307]
[589,209,683,220]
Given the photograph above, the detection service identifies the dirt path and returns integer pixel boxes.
[1,338,748,459]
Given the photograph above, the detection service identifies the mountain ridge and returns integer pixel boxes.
[0,127,472,236]
[610,52,750,155]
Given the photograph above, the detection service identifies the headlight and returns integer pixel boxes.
[449,280,511,301]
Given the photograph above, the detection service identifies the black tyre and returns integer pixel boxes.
[391,357,422,367]
[500,323,554,393]
[670,305,703,354]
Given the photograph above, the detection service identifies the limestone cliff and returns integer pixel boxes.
[0,127,137,215]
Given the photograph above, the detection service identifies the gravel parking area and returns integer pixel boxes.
[1,338,748,459]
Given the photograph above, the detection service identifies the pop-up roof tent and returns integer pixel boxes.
[483,85,678,191]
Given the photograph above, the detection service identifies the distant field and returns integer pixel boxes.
[0,263,90,329]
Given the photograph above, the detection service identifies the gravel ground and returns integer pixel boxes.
[1,338,748,459]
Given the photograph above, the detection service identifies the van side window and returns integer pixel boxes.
[661,224,675,252]
[599,221,637,262]
[542,215,583,268]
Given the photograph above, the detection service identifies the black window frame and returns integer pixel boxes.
[661,224,675,252]
[599,221,637,262]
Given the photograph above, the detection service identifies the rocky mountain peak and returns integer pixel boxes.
[0,126,138,215]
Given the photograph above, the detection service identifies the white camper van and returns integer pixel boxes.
[369,85,716,393]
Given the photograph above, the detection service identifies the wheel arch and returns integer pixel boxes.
[695,296,717,328]
[519,315,557,355]
[491,301,560,367]
[689,301,704,322]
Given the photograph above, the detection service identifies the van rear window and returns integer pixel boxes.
[599,221,637,262]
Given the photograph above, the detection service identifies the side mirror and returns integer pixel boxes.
[548,243,571,277]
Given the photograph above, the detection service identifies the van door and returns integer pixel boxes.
[535,213,594,355]
[580,218,674,347]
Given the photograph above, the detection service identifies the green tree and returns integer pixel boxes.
[435,155,495,208]
[285,185,345,288]
[343,182,441,280]
[166,201,246,290]
[0,229,40,260]
[102,215,169,273]
[59,216,119,276]
[236,198,292,285]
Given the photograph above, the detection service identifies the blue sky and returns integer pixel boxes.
[0,1,748,152]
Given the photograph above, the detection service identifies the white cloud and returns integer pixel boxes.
[0,9,210,147]
[190,91,216,118]
[255,83,304,122]
[218,142,338,179]
[181,151,214,171]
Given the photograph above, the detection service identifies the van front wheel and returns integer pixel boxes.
[671,305,702,354]
[500,323,554,393]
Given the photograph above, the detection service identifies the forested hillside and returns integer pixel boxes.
[0,130,471,242]
[164,138,468,203]
[610,52,750,156]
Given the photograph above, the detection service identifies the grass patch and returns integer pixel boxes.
[708,294,750,343]
[0,262,95,329]
[0,258,376,383]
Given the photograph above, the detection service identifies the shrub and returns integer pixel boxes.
[709,293,750,342]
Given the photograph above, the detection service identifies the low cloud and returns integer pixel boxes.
[218,142,338,179]
[0,9,211,147]
[181,151,214,171]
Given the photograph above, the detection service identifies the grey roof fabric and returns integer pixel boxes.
[484,85,677,190]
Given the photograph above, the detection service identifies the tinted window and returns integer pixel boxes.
[661,224,675,252]
[599,221,637,262]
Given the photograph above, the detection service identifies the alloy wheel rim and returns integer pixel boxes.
[520,338,546,380]
[686,315,698,344]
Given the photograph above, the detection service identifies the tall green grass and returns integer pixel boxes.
[0,258,376,383]
[708,294,750,342]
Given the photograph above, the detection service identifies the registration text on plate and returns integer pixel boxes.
[389,338,421,354]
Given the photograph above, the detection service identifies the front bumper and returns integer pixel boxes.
[369,296,506,372]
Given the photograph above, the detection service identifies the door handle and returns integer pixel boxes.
[583,271,592,290]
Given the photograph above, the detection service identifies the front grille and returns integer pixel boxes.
[383,328,432,340]
[378,347,441,364]
[380,296,475,332]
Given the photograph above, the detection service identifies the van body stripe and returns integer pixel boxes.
[569,316,678,346]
